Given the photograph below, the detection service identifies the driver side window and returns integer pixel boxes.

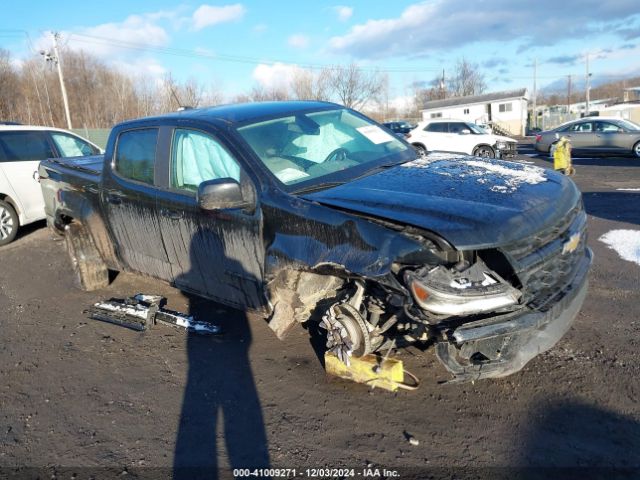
[171,129,240,192]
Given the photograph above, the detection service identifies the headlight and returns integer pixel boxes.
[495,141,507,150]
[405,262,520,316]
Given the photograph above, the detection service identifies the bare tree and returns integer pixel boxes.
[328,63,386,110]
[0,49,21,121]
[447,58,486,97]
[290,67,332,101]
[248,84,289,101]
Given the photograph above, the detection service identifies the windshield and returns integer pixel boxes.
[237,108,413,189]
[618,119,640,131]
[466,123,488,134]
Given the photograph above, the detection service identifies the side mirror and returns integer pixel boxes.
[460,129,471,135]
[197,178,250,210]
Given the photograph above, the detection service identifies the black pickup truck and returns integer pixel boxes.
[39,101,591,382]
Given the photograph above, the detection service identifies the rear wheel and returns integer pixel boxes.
[0,200,18,246]
[65,222,109,291]
[633,141,640,158]
[473,145,495,158]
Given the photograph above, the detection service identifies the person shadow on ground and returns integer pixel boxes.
[172,229,270,479]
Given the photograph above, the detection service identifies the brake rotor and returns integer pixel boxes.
[321,303,372,366]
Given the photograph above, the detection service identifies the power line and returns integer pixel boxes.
[3,29,638,82]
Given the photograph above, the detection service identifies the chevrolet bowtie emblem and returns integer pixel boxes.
[562,232,581,255]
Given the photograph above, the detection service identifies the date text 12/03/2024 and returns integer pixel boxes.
[233,468,400,478]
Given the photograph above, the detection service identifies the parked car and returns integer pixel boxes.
[382,121,414,136]
[534,117,640,157]
[0,125,101,245]
[407,119,518,158]
[39,101,591,382]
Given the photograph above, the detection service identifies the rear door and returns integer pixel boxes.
[0,130,55,222]
[423,122,449,151]
[562,121,595,154]
[101,126,172,280]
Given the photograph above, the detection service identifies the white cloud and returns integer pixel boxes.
[32,11,173,83]
[192,4,246,31]
[333,5,354,22]
[112,57,167,79]
[329,0,640,59]
[288,34,309,49]
[34,13,171,58]
[252,63,302,91]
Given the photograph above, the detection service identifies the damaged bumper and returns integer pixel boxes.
[435,247,592,382]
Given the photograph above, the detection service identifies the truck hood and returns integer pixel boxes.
[302,154,580,250]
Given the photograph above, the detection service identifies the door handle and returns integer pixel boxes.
[161,208,183,220]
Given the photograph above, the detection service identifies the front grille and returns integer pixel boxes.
[500,142,518,157]
[500,202,588,310]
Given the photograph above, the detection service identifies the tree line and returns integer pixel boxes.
[0,47,396,128]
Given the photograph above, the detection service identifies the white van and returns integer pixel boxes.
[0,125,101,245]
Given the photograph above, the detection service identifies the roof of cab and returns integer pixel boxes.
[124,101,342,128]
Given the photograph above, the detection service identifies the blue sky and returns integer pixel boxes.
[1,1,639,108]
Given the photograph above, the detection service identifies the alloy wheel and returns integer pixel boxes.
[0,205,15,240]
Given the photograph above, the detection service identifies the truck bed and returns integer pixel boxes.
[46,155,103,176]
[38,154,105,231]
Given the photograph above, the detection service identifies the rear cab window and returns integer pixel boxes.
[114,129,158,185]
[0,131,55,162]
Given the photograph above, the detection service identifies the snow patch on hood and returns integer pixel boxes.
[599,229,640,266]
[402,156,547,193]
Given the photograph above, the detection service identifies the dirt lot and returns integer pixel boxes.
[1,148,639,479]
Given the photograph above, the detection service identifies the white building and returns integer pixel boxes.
[420,88,529,136]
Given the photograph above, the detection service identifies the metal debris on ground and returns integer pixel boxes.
[85,293,221,335]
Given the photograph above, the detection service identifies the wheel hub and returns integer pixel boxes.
[321,303,371,365]
[0,207,14,240]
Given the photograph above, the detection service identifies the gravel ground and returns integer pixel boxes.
[1,146,639,479]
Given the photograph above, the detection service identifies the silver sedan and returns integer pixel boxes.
[534,117,640,158]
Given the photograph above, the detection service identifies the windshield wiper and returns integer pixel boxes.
[293,181,346,195]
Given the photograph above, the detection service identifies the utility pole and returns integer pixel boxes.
[47,32,72,129]
[585,52,591,116]
[439,69,446,99]
[567,75,572,114]
[532,58,537,128]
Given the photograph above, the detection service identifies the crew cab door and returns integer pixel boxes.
[155,126,265,310]
[101,127,172,280]
[0,130,55,222]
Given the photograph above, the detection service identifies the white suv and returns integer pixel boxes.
[407,119,518,159]
[0,125,101,245]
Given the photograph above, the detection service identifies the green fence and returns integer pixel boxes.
[71,128,111,150]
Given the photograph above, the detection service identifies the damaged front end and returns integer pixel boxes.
[307,201,591,382]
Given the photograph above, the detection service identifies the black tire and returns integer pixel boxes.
[65,222,109,291]
[0,199,19,246]
[633,141,640,158]
[472,145,495,158]
[412,143,427,158]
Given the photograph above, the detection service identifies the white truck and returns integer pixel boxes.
[0,125,100,245]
